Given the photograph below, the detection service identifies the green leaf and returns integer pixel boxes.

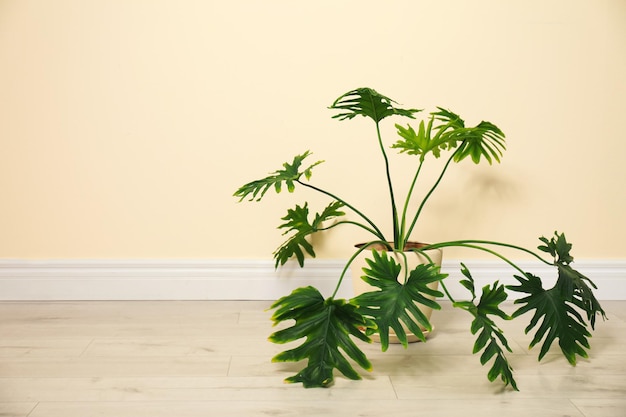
[393,118,448,160]
[329,88,421,123]
[557,264,606,329]
[269,286,375,388]
[537,231,574,264]
[454,266,517,390]
[392,107,506,164]
[273,201,345,268]
[452,121,506,165]
[476,281,511,322]
[351,251,445,351]
[534,232,606,328]
[508,273,594,365]
[234,151,323,201]
[458,262,476,300]
[432,107,466,129]
[392,108,465,159]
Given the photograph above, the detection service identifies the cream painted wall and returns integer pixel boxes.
[0,0,624,261]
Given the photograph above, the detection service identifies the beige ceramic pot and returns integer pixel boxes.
[351,242,443,343]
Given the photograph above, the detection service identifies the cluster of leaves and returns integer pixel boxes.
[269,250,446,388]
[234,151,349,267]
[331,88,505,166]
[268,234,606,390]
[235,88,605,391]
[448,232,606,390]
[393,108,506,164]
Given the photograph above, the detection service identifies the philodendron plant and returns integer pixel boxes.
[234,87,605,390]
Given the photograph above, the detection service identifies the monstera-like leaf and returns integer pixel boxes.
[352,250,445,350]
[329,87,421,123]
[394,119,450,160]
[269,286,375,388]
[452,121,506,164]
[537,232,605,327]
[508,232,606,365]
[509,272,592,364]
[233,151,323,201]
[454,264,518,390]
[273,201,345,267]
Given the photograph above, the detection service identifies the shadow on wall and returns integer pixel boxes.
[467,170,520,201]
[427,167,523,237]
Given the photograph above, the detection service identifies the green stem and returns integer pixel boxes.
[438,279,458,303]
[318,220,382,240]
[397,250,410,284]
[398,159,424,251]
[374,121,400,246]
[421,239,552,267]
[407,247,455,301]
[331,241,389,299]
[457,244,529,276]
[297,180,386,241]
[403,147,461,245]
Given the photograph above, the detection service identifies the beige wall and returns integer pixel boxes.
[1,0,624,260]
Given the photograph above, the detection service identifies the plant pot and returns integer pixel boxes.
[351,242,443,344]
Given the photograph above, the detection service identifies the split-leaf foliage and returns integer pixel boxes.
[235,88,605,390]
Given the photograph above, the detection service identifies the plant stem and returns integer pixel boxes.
[297,180,386,241]
[422,239,553,267]
[403,148,459,244]
[318,220,382,240]
[331,241,388,299]
[438,279,458,304]
[457,244,529,276]
[374,121,400,246]
[398,159,425,251]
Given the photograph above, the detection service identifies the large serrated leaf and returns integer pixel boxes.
[351,251,445,351]
[234,151,323,202]
[269,286,375,388]
[508,233,606,365]
[329,88,421,123]
[392,118,450,160]
[508,273,592,365]
[452,121,506,165]
[454,266,518,390]
[273,201,345,267]
[556,264,605,328]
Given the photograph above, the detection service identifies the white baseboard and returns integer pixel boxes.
[0,259,624,301]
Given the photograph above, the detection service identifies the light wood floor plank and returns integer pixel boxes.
[27,399,587,417]
[0,300,623,417]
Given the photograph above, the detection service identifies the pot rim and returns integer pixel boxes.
[354,241,437,251]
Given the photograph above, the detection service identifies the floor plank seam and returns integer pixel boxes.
[25,402,39,417]
[77,339,96,358]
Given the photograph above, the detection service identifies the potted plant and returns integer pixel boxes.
[234,87,606,390]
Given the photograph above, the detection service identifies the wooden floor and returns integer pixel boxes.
[0,299,624,417]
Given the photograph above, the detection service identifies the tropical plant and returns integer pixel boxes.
[234,87,605,390]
